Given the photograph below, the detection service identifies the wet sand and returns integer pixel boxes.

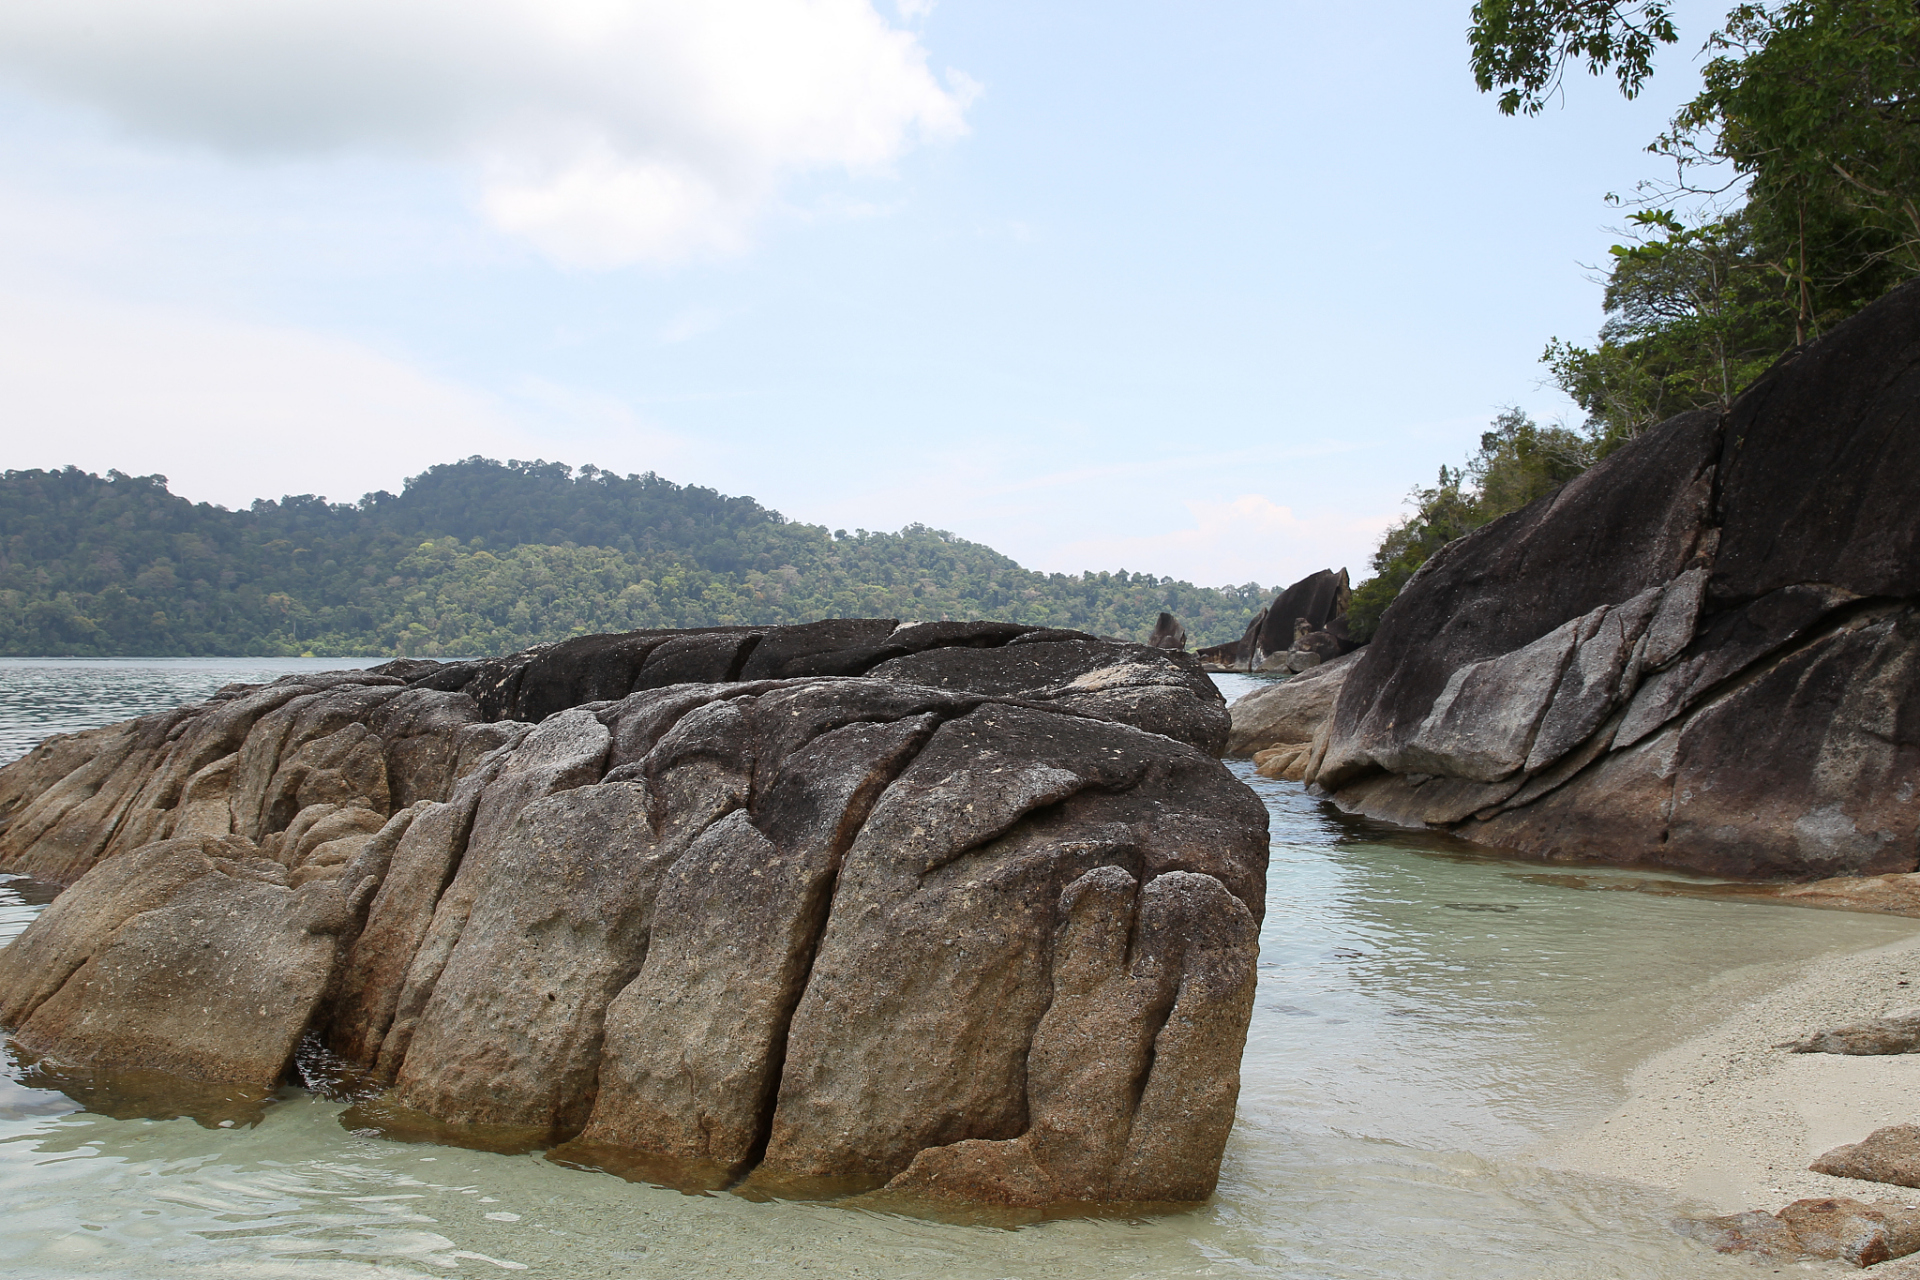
[1539,921,1920,1215]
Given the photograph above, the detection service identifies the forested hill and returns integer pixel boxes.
[0,460,1271,657]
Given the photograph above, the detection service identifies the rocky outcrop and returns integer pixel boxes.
[0,620,1265,1209]
[1196,569,1358,671]
[1308,280,1920,881]
[1683,1197,1920,1267]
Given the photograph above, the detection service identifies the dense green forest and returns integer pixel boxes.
[0,460,1273,657]
[1350,0,1919,636]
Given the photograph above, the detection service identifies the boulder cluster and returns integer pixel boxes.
[0,621,1268,1209]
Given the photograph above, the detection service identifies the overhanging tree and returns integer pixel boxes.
[1473,0,1920,445]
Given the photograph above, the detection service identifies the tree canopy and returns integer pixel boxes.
[1351,2,1920,632]
[1536,1,1920,445]
[1470,0,1679,115]
[0,460,1273,657]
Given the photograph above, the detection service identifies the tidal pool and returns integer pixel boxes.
[0,660,1908,1278]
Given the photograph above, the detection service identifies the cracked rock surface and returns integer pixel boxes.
[0,620,1264,1208]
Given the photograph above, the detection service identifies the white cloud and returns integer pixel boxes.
[0,0,972,266]
[1050,494,1399,590]
[0,287,624,508]
[657,305,736,343]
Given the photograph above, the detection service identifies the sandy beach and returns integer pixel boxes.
[1540,915,1920,1216]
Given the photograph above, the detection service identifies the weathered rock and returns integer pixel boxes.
[751,701,1265,1192]
[1252,744,1310,781]
[1681,1197,1920,1267]
[1311,280,1920,881]
[1225,650,1360,756]
[1813,1126,1920,1187]
[0,836,255,1029]
[0,620,1258,1208]
[877,868,1256,1205]
[1,835,372,1090]
[561,692,945,1175]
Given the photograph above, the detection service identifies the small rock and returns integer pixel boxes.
[1782,1013,1920,1055]
[1253,747,1307,780]
[1681,1197,1920,1267]
[1815,1127,1920,1189]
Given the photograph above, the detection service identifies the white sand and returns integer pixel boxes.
[1539,927,1920,1214]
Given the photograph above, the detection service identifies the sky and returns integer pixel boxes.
[0,0,1729,591]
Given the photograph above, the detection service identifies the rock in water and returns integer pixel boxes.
[1311,280,1920,881]
[0,621,1265,1208]
[1812,1126,1920,1188]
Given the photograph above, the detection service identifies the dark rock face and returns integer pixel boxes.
[0,620,1264,1209]
[1310,281,1920,881]
[1196,569,1356,670]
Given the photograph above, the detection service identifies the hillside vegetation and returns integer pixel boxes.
[0,459,1271,657]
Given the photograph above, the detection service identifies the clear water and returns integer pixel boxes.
[0,657,387,766]
[0,662,1910,1278]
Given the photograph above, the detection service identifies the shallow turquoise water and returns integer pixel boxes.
[0,662,1908,1278]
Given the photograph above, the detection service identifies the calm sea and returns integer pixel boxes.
[0,660,1906,1278]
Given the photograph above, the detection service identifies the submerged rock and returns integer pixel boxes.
[0,620,1265,1209]
[1311,280,1920,881]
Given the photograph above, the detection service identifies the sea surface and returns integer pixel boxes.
[0,659,1911,1279]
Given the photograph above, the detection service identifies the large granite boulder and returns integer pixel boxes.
[0,620,1265,1209]
[1308,280,1920,881]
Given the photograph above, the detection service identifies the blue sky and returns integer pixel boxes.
[0,0,1725,589]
